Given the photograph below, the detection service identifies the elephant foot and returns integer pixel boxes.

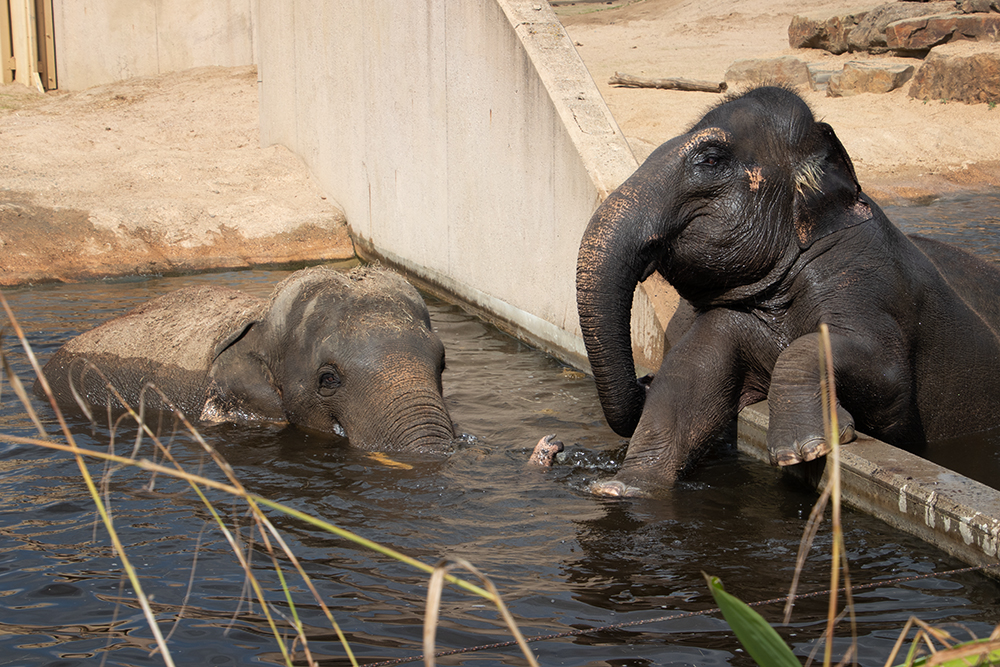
[772,421,857,467]
[589,479,647,498]
[529,434,564,466]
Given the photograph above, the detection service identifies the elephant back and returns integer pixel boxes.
[39,285,266,418]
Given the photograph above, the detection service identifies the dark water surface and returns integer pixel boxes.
[0,193,999,666]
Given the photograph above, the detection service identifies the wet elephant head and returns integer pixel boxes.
[208,265,455,453]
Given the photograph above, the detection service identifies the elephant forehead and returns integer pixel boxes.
[336,306,431,337]
[378,350,437,375]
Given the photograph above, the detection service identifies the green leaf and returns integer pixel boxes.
[902,639,1000,667]
[704,573,801,667]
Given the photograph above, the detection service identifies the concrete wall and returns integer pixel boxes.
[257,0,677,370]
[51,0,256,90]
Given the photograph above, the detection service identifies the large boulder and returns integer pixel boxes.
[827,60,916,96]
[847,2,955,53]
[886,13,1000,52]
[908,41,1000,103]
[789,9,870,54]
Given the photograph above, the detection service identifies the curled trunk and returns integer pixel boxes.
[576,190,655,437]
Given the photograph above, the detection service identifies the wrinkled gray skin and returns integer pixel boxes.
[577,86,1000,496]
[37,266,455,453]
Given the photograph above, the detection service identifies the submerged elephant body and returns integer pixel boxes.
[576,86,1000,495]
[38,266,455,452]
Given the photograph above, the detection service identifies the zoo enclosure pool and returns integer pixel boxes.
[0,192,997,665]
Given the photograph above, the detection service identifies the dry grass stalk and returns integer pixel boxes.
[424,558,539,667]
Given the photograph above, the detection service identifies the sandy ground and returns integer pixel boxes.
[0,0,997,286]
[556,0,1000,202]
[0,66,353,285]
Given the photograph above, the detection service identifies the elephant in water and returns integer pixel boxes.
[576,85,1000,496]
[36,265,455,453]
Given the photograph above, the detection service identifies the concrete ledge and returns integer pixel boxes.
[739,402,1000,572]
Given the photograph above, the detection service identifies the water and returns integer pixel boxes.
[0,193,999,666]
[885,191,1000,261]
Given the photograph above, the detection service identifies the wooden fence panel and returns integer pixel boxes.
[1,0,13,84]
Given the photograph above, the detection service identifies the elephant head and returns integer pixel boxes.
[577,86,873,486]
[208,265,455,453]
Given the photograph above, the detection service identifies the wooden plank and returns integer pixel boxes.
[35,0,53,89]
[8,0,40,90]
[1,0,13,84]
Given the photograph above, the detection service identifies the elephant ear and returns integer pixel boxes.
[210,301,267,362]
[212,319,258,361]
[204,308,284,423]
[792,122,874,249]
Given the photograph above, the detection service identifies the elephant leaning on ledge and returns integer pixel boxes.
[36,265,456,453]
[576,85,1000,497]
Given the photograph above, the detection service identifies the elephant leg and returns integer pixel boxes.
[592,313,756,497]
[767,331,889,466]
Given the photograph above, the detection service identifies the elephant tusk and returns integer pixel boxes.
[366,452,414,470]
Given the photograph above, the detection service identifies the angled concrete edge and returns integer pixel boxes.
[739,402,1000,574]
[496,0,681,375]
[499,1,636,198]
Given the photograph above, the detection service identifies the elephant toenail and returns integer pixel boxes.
[774,450,802,467]
[799,437,830,462]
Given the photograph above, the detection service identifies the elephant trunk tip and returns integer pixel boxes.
[529,434,564,466]
[589,479,647,498]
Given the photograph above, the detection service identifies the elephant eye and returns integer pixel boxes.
[695,145,728,169]
[699,151,723,167]
[318,367,342,395]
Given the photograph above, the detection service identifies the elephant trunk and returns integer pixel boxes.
[576,187,658,437]
[350,386,455,454]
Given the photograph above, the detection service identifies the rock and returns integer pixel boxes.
[826,60,916,96]
[957,0,1000,13]
[807,63,845,91]
[724,56,811,87]
[908,41,1000,103]
[886,13,1000,52]
[789,10,869,54]
[848,2,955,53]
